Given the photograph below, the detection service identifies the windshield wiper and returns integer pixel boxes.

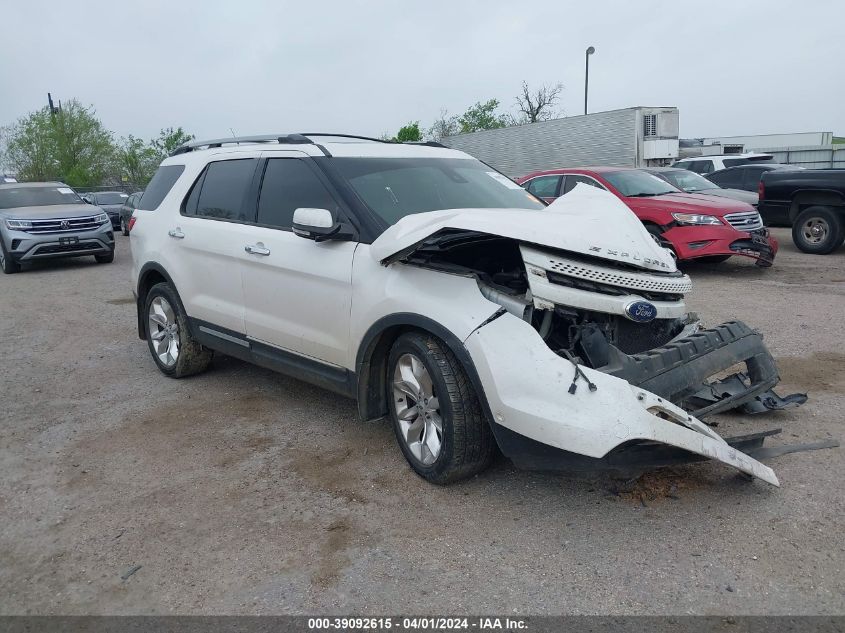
[627,192,664,197]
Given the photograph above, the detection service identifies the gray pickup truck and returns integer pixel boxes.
[0,181,115,273]
[758,169,845,254]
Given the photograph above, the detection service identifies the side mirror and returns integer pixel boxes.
[292,208,354,242]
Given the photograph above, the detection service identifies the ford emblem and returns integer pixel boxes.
[624,300,657,323]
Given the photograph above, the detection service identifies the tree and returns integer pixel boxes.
[151,127,194,159]
[5,100,115,187]
[426,109,460,142]
[458,99,510,133]
[115,135,160,189]
[515,81,564,124]
[395,121,422,143]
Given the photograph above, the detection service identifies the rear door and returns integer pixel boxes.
[240,154,357,367]
[168,157,259,335]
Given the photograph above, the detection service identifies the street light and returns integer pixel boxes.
[584,46,596,115]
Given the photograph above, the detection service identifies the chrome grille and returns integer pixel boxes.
[21,215,104,234]
[724,211,763,231]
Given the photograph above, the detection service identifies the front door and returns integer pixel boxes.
[240,156,356,367]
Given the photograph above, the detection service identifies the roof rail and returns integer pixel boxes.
[170,132,440,156]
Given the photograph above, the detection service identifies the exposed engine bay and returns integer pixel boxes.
[402,228,807,420]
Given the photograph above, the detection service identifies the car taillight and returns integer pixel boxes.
[758,180,765,200]
[128,216,137,232]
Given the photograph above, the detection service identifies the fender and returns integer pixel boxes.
[135,262,182,340]
[354,312,496,424]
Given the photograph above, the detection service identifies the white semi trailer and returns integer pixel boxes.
[441,106,680,178]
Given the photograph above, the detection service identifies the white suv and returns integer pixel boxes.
[672,153,776,175]
[129,134,806,486]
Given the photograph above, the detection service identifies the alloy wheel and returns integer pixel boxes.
[148,296,180,367]
[392,353,442,465]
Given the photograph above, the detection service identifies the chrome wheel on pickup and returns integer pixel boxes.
[792,206,844,255]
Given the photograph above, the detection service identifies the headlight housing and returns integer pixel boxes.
[5,219,33,230]
[672,213,722,226]
[95,212,109,224]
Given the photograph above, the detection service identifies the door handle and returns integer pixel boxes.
[168,228,185,239]
[244,243,271,256]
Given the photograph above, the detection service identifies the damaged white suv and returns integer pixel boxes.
[130,134,809,487]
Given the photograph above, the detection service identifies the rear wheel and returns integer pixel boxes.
[0,242,21,274]
[792,206,844,254]
[120,216,129,236]
[144,282,213,378]
[387,331,495,484]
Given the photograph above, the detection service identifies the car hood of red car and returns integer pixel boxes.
[624,192,754,217]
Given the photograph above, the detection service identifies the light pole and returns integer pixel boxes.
[584,46,595,115]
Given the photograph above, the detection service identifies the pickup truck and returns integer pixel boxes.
[758,169,845,254]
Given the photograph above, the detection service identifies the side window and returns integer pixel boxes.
[688,160,712,174]
[742,167,765,190]
[256,159,339,229]
[524,175,560,198]
[708,169,741,188]
[139,165,186,210]
[562,174,605,194]
[187,159,257,221]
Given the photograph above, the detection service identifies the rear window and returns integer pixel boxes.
[723,157,775,168]
[95,192,129,205]
[139,165,186,210]
[0,185,82,209]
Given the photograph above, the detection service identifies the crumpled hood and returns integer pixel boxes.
[370,184,678,273]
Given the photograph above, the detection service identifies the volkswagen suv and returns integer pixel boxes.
[129,134,810,487]
[0,181,115,273]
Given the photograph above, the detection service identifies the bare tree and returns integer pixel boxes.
[515,81,564,124]
[426,109,461,142]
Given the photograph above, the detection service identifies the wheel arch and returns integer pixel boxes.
[136,263,179,340]
[354,313,494,425]
[788,191,845,222]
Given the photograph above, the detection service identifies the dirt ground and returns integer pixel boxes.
[0,228,843,615]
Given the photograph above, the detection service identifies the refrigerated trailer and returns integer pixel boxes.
[441,106,680,178]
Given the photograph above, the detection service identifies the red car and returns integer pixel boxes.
[517,167,778,266]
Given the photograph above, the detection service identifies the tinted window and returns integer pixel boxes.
[139,165,185,210]
[707,169,743,188]
[562,174,605,194]
[742,167,767,190]
[688,160,713,174]
[189,159,257,221]
[257,159,338,229]
[524,175,560,198]
[95,192,128,205]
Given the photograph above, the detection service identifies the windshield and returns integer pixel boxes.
[603,170,681,197]
[330,157,545,225]
[0,185,83,209]
[658,170,719,192]
[95,192,129,205]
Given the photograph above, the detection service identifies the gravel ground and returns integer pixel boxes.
[0,229,843,615]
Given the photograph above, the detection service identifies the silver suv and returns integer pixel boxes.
[0,181,115,274]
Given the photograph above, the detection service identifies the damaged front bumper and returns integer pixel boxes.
[664,225,778,266]
[465,313,820,486]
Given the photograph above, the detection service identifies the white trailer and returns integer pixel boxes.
[441,106,680,178]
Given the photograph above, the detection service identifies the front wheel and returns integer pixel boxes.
[144,282,213,378]
[120,217,129,236]
[792,206,844,254]
[95,251,115,264]
[387,331,495,484]
[0,242,21,274]
[696,254,732,264]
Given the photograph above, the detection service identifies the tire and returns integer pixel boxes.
[696,255,732,264]
[95,250,115,264]
[0,241,21,274]
[792,206,844,254]
[120,217,129,236]
[387,331,495,484]
[144,282,213,378]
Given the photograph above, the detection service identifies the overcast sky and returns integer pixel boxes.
[1,0,843,143]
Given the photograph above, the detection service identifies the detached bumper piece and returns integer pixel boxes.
[592,320,805,419]
[730,229,777,267]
